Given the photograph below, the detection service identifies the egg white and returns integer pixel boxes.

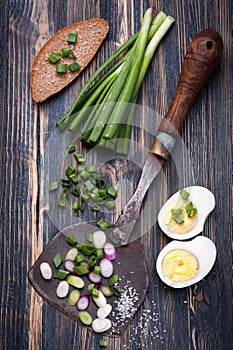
[158,186,215,240]
[156,236,217,288]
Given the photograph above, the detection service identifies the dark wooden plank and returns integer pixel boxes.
[0,0,232,349]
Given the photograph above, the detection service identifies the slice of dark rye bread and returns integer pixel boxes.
[31,18,109,103]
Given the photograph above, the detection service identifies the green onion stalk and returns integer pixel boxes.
[56,9,174,154]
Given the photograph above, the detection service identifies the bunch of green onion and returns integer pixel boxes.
[57,9,175,154]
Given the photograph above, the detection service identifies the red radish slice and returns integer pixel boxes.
[93,230,106,249]
[99,258,113,278]
[88,271,102,284]
[103,242,117,260]
[77,295,90,310]
[92,318,112,333]
[64,259,76,273]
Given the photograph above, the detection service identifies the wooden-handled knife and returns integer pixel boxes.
[110,29,223,245]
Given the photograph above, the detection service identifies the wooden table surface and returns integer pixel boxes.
[1,1,232,349]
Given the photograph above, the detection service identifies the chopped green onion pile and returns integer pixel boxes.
[56,9,174,155]
[49,147,118,216]
[48,32,80,75]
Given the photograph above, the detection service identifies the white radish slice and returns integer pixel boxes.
[104,242,117,260]
[93,230,106,249]
[40,262,52,280]
[97,304,112,319]
[65,247,78,261]
[99,258,113,278]
[92,318,112,333]
[77,295,90,310]
[88,271,102,284]
[56,281,69,298]
[64,259,76,273]
[92,290,107,308]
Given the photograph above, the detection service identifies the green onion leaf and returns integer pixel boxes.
[93,266,101,274]
[107,186,118,199]
[53,269,70,280]
[69,61,81,72]
[56,63,67,74]
[86,233,93,243]
[87,283,95,296]
[104,201,115,210]
[66,236,77,246]
[108,273,119,287]
[173,216,185,224]
[70,187,80,196]
[99,340,108,348]
[67,31,78,44]
[187,208,197,218]
[48,52,62,63]
[112,286,121,297]
[171,208,183,215]
[73,265,89,275]
[66,165,76,176]
[96,249,104,259]
[88,255,97,267]
[86,165,97,173]
[48,181,58,192]
[74,153,85,163]
[185,202,193,212]
[91,203,100,211]
[69,173,80,184]
[60,178,72,187]
[53,253,63,268]
[75,254,85,263]
[61,47,72,57]
[96,178,106,189]
[57,198,67,207]
[96,219,111,230]
[92,288,99,298]
[67,144,76,153]
[179,189,190,200]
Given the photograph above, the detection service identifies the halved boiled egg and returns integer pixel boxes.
[158,186,215,240]
[156,236,217,288]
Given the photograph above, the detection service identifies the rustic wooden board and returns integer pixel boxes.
[0,1,232,350]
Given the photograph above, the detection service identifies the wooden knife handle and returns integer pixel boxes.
[150,29,223,160]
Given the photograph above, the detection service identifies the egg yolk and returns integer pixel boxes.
[162,249,199,282]
[164,199,198,234]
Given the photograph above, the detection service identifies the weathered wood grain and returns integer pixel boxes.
[0,0,232,350]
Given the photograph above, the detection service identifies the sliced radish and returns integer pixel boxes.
[99,258,113,278]
[65,247,78,261]
[40,262,52,280]
[97,304,112,319]
[92,318,112,333]
[56,281,69,298]
[77,295,90,310]
[93,230,106,249]
[64,259,76,273]
[104,242,117,260]
[88,271,102,284]
[93,290,107,308]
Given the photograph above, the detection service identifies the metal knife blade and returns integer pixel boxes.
[109,154,164,245]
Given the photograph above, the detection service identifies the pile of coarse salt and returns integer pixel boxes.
[110,280,139,333]
[109,279,166,347]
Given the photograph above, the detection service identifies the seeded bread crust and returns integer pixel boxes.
[31,18,109,102]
